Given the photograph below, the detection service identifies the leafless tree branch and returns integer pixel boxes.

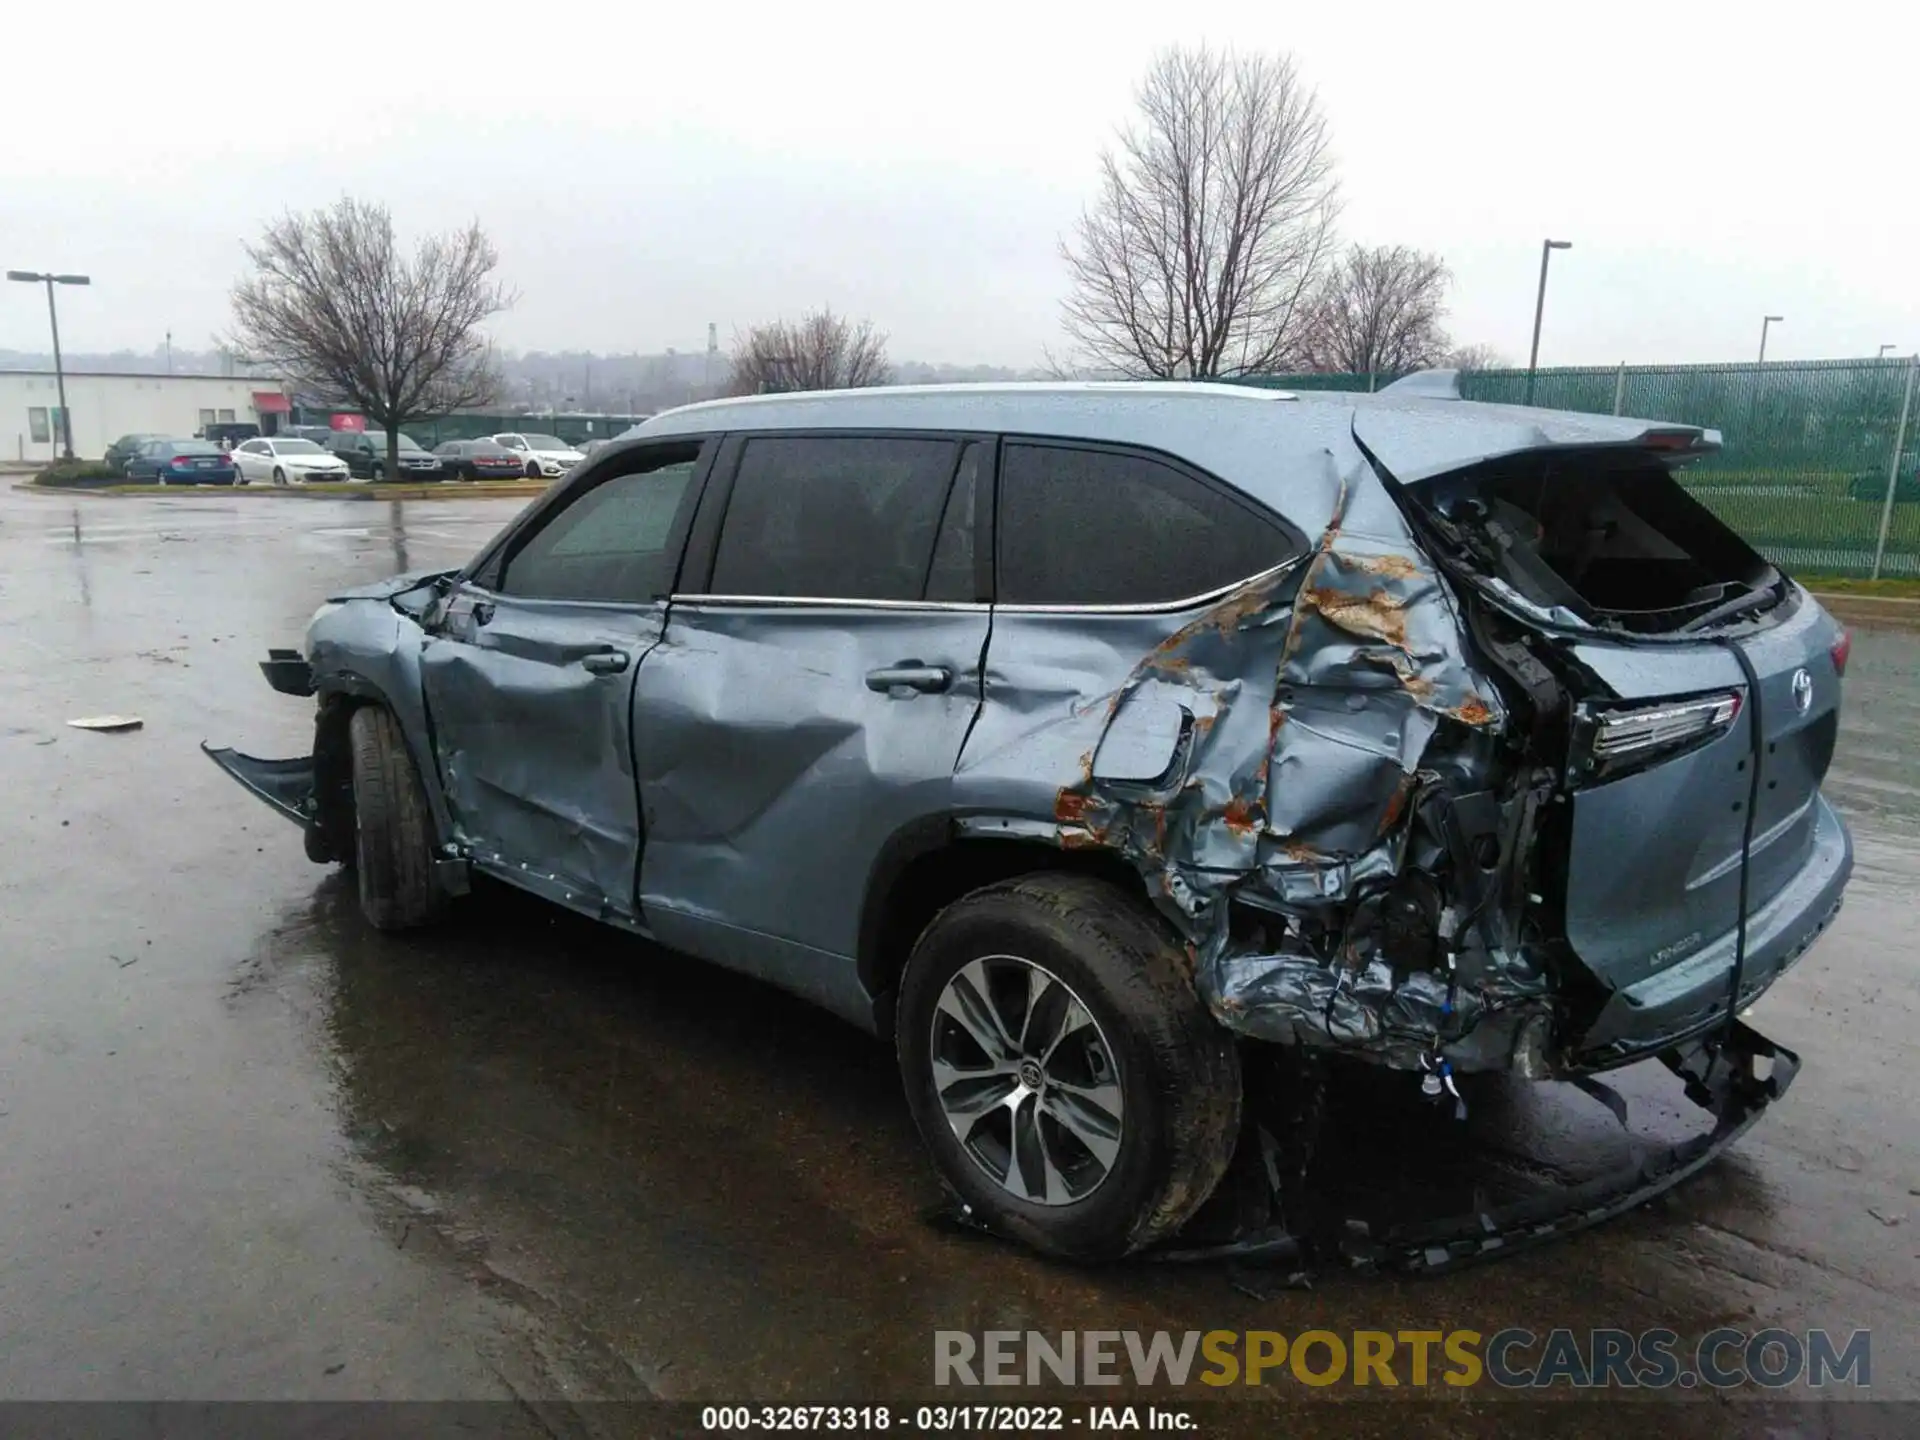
[1296,244,1453,380]
[229,198,513,479]
[1059,45,1340,379]
[1443,342,1508,373]
[728,309,891,395]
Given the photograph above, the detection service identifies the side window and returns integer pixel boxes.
[27,408,49,443]
[498,448,701,603]
[708,435,957,601]
[997,444,1302,606]
[924,441,987,603]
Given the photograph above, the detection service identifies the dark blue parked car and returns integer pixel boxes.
[124,439,238,485]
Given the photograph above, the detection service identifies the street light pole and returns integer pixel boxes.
[1524,239,1572,406]
[7,269,92,459]
[1757,315,1783,366]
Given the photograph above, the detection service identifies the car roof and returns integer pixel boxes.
[628,379,1715,531]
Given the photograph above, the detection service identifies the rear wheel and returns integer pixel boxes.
[896,873,1241,1262]
[348,705,449,931]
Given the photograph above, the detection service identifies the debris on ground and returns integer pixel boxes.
[1868,1207,1908,1227]
[67,716,143,732]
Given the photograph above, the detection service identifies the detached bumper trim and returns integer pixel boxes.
[260,648,315,697]
[201,744,315,827]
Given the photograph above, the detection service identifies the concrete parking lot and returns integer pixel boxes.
[1,485,1917,1435]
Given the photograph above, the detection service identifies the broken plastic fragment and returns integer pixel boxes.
[68,715,145,732]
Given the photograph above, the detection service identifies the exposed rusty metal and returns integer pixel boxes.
[1300,583,1410,651]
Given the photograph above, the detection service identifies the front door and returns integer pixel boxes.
[417,441,710,920]
[633,433,992,1024]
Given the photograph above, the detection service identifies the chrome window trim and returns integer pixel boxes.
[669,556,1303,617]
[670,594,991,613]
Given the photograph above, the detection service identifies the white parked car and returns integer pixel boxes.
[490,433,586,478]
[232,437,353,486]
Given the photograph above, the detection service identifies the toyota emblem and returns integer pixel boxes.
[1791,668,1813,714]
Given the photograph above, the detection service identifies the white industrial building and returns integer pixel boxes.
[1,370,293,463]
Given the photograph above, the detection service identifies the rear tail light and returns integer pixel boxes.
[170,456,193,467]
[1582,691,1743,779]
[1830,630,1852,678]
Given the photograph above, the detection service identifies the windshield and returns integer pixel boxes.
[522,434,568,450]
[275,439,325,455]
[363,431,426,451]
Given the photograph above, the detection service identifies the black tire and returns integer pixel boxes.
[272,466,286,486]
[370,462,385,482]
[525,460,541,478]
[347,705,448,931]
[896,873,1241,1262]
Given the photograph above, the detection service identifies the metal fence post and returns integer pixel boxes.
[1612,363,1626,416]
[1871,352,1919,580]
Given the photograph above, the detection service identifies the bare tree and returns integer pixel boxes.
[728,309,891,395]
[230,199,511,482]
[1059,45,1339,380]
[1443,342,1508,373]
[1297,244,1452,381]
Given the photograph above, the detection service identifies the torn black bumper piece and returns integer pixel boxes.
[201,744,315,827]
[938,1019,1798,1278]
[259,648,315,697]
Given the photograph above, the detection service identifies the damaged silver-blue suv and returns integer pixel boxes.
[210,378,1852,1264]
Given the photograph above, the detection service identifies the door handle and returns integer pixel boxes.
[581,649,631,675]
[865,663,953,695]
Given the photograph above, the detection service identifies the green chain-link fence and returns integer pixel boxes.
[1232,359,1920,579]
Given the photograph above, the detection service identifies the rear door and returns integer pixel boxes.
[632,432,991,1024]
[416,439,711,919]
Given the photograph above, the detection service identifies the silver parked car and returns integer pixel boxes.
[207,380,1852,1262]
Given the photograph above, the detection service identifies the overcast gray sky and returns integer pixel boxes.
[4,0,1910,369]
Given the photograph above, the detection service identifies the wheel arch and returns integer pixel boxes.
[857,819,1161,1039]
[310,673,453,861]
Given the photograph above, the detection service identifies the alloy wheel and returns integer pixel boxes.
[928,955,1124,1206]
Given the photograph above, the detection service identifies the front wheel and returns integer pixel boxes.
[370,462,385,482]
[348,705,449,931]
[272,466,286,486]
[525,460,541,478]
[896,873,1241,1262]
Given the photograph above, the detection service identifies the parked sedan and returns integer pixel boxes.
[232,437,352,486]
[124,439,237,485]
[433,439,530,481]
[326,430,444,481]
[491,432,586,478]
[104,432,167,471]
[210,379,1850,1265]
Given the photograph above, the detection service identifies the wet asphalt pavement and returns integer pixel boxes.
[2,484,1917,1435]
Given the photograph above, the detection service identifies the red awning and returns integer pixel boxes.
[252,391,291,414]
